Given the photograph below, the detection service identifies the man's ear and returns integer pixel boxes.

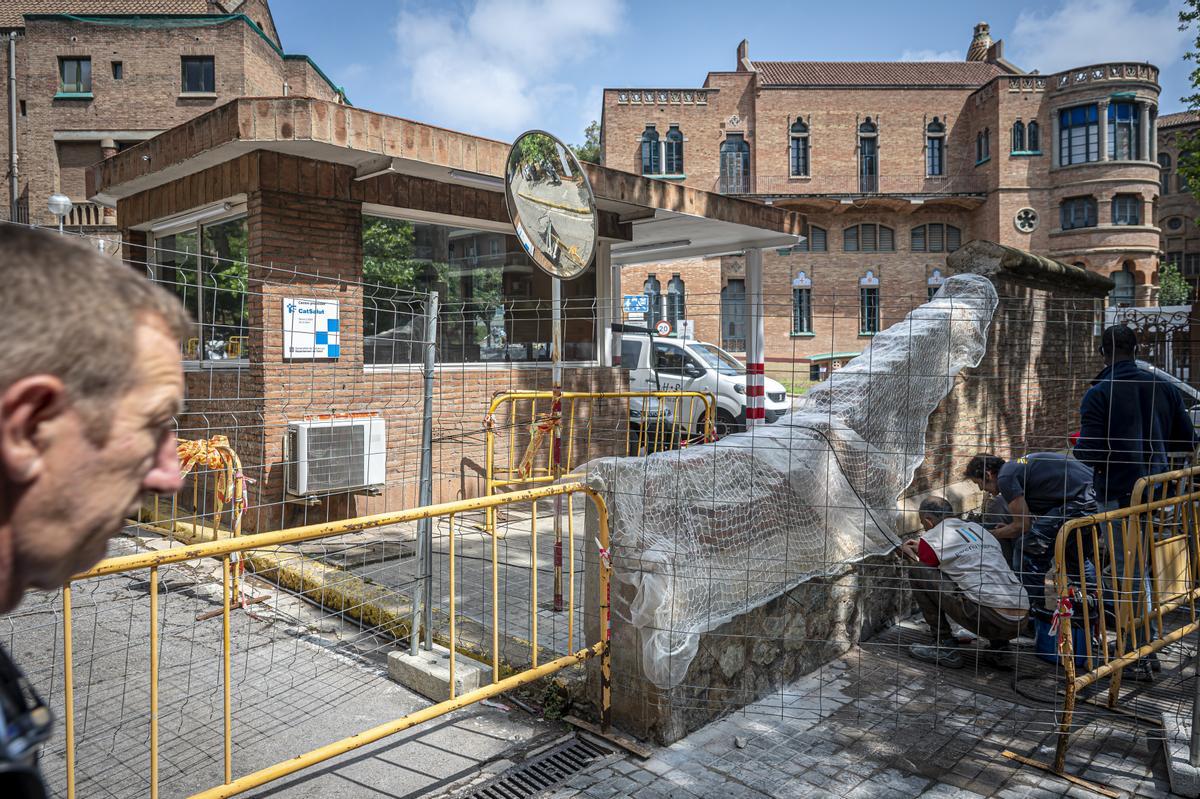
[0,375,69,484]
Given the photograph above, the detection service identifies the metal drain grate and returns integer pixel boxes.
[464,735,614,799]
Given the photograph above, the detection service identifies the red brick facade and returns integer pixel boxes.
[0,2,342,232]
[1156,112,1200,290]
[603,30,1163,370]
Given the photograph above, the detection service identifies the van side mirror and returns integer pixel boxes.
[683,362,706,379]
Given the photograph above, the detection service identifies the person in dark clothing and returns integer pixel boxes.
[965,452,1098,607]
[1075,325,1197,507]
[0,229,188,797]
[1074,325,1198,680]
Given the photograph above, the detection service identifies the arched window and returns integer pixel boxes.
[640,125,660,175]
[859,271,880,335]
[926,117,945,176]
[721,278,746,351]
[719,134,750,193]
[1109,265,1135,307]
[927,268,944,302]
[1011,120,1025,153]
[789,225,827,252]
[843,223,894,252]
[1159,152,1173,195]
[1027,120,1040,152]
[666,273,686,326]
[789,117,810,177]
[664,125,684,175]
[976,132,984,163]
[859,118,878,192]
[643,274,662,325]
[791,271,812,335]
[911,224,962,253]
[984,128,990,159]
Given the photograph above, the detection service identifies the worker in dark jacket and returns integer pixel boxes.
[1074,325,1197,507]
[1074,324,1197,680]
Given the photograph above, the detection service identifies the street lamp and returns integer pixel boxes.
[47,193,73,233]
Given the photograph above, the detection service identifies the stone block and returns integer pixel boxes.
[387,643,483,702]
[1161,711,1200,797]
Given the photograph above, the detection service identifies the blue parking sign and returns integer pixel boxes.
[623,294,650,314]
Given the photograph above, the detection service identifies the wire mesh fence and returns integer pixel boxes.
[3,216,1200,797]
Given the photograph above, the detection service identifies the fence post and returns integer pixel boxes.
[1191,625,1200,766]
[410,290,438,654]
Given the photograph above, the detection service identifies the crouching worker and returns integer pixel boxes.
[901,497,1030,669]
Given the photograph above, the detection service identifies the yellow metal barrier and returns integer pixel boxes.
[1012,466,1200,795]
[61,482,612,799]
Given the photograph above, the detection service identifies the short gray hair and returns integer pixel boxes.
[918,496,955,522]
[0,226,191,437]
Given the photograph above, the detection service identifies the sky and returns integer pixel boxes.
[273,0,1195,145]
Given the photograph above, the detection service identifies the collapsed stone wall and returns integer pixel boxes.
[588,241,1113,744]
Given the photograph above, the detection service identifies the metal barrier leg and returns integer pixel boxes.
[150,567,160,799]
[63,583,76,799]
[1054,623,1079,774]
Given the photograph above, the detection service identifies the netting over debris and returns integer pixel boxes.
[587,273,999,689]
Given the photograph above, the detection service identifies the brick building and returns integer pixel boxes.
[602,23,1163,375]
[0,0,343,237]
[1156,110,1200,289]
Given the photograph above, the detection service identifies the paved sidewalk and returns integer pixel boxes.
[550,620,1185,799]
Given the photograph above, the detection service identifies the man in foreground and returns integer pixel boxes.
[1074,324,1197,680]
[902,496,1029,668]
[0,226,189,797]
[965,452,1098,607]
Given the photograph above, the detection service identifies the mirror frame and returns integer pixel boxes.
[503,129,599,281]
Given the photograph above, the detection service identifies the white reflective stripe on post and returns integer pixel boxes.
[597,241,615,367]
[608,242,621,367]
[746,247,765,426]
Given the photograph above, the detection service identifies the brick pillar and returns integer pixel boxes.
[99,138,118,224]
[247,189,365,530]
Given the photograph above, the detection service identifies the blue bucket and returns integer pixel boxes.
[1033,617,1088,667]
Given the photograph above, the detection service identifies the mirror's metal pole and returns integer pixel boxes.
[552,277,564,613]
[411,290,438,655]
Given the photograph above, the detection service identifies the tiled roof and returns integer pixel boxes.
[751,60,1011,87]
[0,2,215,28]
[1158,110,1200,129]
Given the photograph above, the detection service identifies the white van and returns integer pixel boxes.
[620,334,790,438]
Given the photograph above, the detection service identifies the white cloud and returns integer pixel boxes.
[1009,0,1185,73]
[394,0,622,140]
[899,49,964,62]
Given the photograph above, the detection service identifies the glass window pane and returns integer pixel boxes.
[844,226,858,252]
[911,225,926,252]
[810,226,826,252]
[200,217,248,361]
[861,224,877,252]
[879,225,893,251]
[155,230,201,359]
[947,225,961,252]
[362,215,595,364]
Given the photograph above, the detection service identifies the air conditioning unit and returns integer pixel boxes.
[286,418,386,496]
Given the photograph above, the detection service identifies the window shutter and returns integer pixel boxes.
[911,226,925,252]
[947,226,961,252]
[928,224,944,253]
[844,226,858,251]
[862,225,877,252]
[879,226,893,251]
[811,227,826,251]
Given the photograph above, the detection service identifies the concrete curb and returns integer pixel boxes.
[1161,710,1200,797]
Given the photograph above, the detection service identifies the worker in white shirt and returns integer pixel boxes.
[901,496,1030,669]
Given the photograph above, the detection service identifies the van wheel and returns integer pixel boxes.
[714,410,744,439]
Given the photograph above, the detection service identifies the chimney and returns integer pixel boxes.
[967,22,991,62]
[736,39,751,71]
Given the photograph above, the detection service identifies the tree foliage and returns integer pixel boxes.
[571,121,601,164]
[1178,2,1200,204]
[1159,262,1193,306]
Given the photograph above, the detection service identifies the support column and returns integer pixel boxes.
[1139,101,1151,162]
[1052,111,1061,166]
[596,241,615,366]
[1098,100,1109,161]
[745,247,765,427]
[1150,106,1158,163]
[100,138,118,224]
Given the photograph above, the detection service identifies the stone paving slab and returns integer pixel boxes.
[549,619,1188,798]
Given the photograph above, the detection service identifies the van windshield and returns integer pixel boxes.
[690,343,745,376]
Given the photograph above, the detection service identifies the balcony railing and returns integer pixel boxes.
[715,173,990,197]
[66,201,109,227]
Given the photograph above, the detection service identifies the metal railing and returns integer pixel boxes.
[714,173,990,196]
[60,480,613,799]
[1015,465,1200,793]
